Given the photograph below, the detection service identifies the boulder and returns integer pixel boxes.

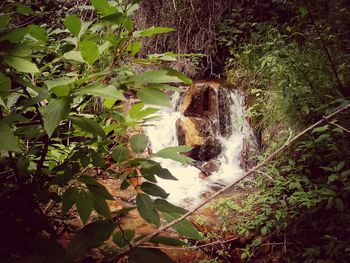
[176,117,221,161]
[178,83,232,137]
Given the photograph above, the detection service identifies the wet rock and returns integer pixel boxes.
[176,117,222,161]
[203,160,220,173]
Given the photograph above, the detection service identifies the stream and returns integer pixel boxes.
[145,82,255,208]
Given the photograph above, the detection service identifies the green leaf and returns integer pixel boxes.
[63,50,85,63]
[128,70,184,85]
[127,42,142,56]
[45,77,76,90]
[0,122,20,152]
[100,12,126,24]
[130,134,149,153]
[141,182,169,198]
[149,236,186,246]
[91,0,116,15]
[112,145,129,164]
[136,193,160,227]
[154,146,193,164]
[153,199,201,239]
[81,178,114,200]
[154,199,188,215]
[0,15,10,29]
[140,161,178,181]
[62,187,79,215]
[74,83,125,100]
[80,40,99,65]
[29,25,48,42]
[137,87,171,107]
[1,43,32,57]
[43,97,71,137]
[16,4,35,15]
[89,150,106,168]
[129,103,159,120]
[67,220,116,259]
[90,191,112,219]
[69,116,106,138]
[0,27,29,42]
[129,248,175,263]
[134,27,175,37]
[113,230,135,248]
[76,190,93,224]
[64,15,82,37]
[166,68,192,85]
[3,55,39,73]
[162,212,202,240]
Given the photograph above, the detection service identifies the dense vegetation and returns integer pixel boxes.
[0,0,349,262]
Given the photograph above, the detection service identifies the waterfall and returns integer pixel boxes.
[145,87,254,208]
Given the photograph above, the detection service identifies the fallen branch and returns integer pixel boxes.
[109,103,350,262]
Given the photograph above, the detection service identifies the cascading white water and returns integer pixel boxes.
[145,88,254,208]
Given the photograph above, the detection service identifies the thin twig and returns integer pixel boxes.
[330,121,350,134]
[139,237,238,251]
[108,102,350,262]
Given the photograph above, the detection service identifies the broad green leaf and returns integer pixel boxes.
[137,87,171,107]
[136,193,160,227]
[1,43,32,57]
[129,248,175,263]
[148,84,180,92]
[0,122,20,152]
[0,27,29,42]
[80,40,99,65]
[91,0,116,15]
[113,230,135,248]
[74,83,125,100]
[63,50,85,63]
[29,25,48,42]
[64,15,82,37]
[140,182,169,198]
[90,150,106,168]
[43,97,71,137]
[45,77,76,90]
[130,134,149,153]
[90,192,112,219]
[155,199,201,240]
[128,70,184,85]
[162,212,202,240]
[67,220,116,259]
[167,68,192,85]
[3,55,39,73]
[69,116,106,138]
[76,190,93,224]
[154,199,188,215]
[0,15,10,29]
[140,161,178,181]
[155,168,177,180]
[100,12,126,24]
[112,145,129,164]
[16,4,35,15]
[128,42,142,56]
[149,236,186,246]
[62,187,79,215]
[79,176,114,200]
[154,146,194,164]
[134,27,175,37]
[129,103,159,120]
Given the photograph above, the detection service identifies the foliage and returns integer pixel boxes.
[213,0,350,262]
[0,0,201,261]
